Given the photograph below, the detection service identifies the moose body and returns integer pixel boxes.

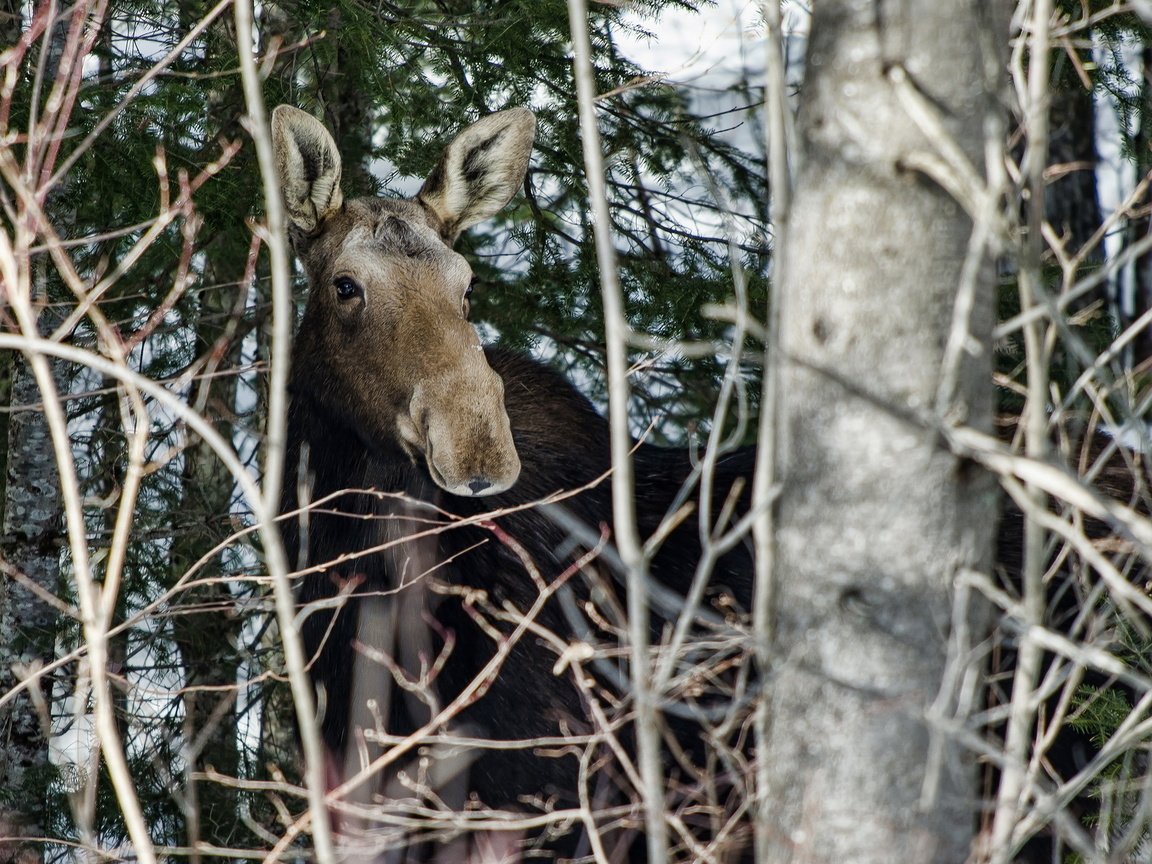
[274,106,755,858]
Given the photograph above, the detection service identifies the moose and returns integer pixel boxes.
[273,105,757,861]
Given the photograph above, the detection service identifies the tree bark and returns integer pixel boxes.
[161,14,271,851]
[1129,41,1152,366]
[0,340,65,859]
[1046,50,1101,261]
[764,4,1003,862]
[167,257,247,853]
[0,5,66,853]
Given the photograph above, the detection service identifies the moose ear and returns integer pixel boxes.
[271,105,344,234]
[418,108,536,243]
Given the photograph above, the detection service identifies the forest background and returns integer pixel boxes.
[0,0,1150,862]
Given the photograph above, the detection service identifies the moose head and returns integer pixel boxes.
[272,105,535,497]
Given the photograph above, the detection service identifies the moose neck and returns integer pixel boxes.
[285,383,437,512]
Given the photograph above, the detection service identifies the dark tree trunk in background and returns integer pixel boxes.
[764,3,1003,862]
[167,251,247,852]
[164,17,252,851]
[0,0,17,49]
[1130,42,1152,367]
[318,6,372,195]
[1047,49,1102,261]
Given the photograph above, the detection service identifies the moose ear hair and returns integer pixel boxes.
[418,107,536,243]
[272,105,344,234]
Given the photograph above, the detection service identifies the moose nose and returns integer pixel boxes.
[467,478,492,495]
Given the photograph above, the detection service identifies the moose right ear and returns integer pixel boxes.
[272,105,344,234]
[418,108,536,243]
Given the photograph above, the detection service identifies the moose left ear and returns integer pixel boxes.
[418,108,536,243]
[272,105,344,235]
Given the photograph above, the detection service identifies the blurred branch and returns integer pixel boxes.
[567,1,666,861]
[752,2,791,859]
[233,1,336,861]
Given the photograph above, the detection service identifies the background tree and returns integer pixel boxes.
[760,3,1001,861]
[0,0,767,858]
[0,5,84,857]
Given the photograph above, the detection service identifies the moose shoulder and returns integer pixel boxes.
[273,106,757,858]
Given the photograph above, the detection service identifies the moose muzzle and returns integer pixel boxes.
[398,359,521,498]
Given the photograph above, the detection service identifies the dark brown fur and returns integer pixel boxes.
[283,346,754,856]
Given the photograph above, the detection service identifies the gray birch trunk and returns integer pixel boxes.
[0,329,65,856]
[0,6,67,850]
[763,4,1003,862]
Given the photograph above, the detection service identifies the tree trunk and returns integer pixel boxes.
[1044,45,1101,264]
[1129,41,1152,366]
[0,5,68,855]
[167,268,247,853]
[318,6,372,195]
[161,14,264,853]
[0,333,65,861]
[764,4,1003,863]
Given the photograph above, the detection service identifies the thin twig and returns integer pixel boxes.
[989,1,1055,857]
[753,2,791,860]
[232,2,335,861]
[566,2,666,860]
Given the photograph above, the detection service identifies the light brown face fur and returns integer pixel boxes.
[272,106,536,496]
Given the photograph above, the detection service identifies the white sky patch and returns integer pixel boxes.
[619,0,763,82]
[617,1,809,86]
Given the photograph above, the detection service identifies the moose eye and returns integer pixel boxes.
[461,277,477,316]
[333,276,362,302]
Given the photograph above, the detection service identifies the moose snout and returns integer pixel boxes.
[424,414,521,496]
[405,371,521,498]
